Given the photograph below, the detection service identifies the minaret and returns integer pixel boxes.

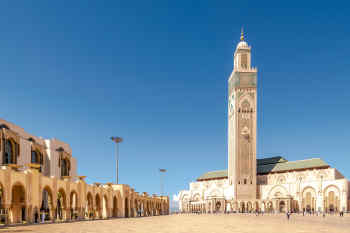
[228,29,257,200]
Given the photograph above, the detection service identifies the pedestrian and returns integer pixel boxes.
[34,212,39,223]
[286,211,290,220]
[41,212,45,223]
[323,212,325,218]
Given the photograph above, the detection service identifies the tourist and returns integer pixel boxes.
[34,211,39,223]
[286,211,290,220]
[41,212,45,223]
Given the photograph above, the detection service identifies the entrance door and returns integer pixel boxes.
[21,207,26,222]
[279,201,285,213]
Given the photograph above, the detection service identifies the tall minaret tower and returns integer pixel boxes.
[228,29,257,200]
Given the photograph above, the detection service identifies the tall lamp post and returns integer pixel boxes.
[111,137,123,184]
[159,169,166,196]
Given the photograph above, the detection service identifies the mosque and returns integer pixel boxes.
[177,31,350,214]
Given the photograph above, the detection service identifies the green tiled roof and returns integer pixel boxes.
[257,156,288,166]
[257,158,328,174]
[196,157,329,181]
[197,170,227,181]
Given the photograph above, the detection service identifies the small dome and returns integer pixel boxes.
[236,40,248,49]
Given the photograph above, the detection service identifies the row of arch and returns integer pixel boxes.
[181,184,346,213]
[0,181,168,225]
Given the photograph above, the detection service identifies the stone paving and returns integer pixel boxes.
[0,213,349,233]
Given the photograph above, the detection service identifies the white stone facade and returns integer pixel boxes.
[178,167,350,213]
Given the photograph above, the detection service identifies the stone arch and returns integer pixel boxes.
[10,182,26,223]
[181,194,190,202]
[208,188,221,197]
[323,185,340,213]
[192,192,201,202]
[70,190,79,220]
[95,193,101,219]
[85,192,93,219]
[239,202,245,213]
[302,186,317,212]
[0,124,10,130]
[56,188,67,220]
[238,93,254,110]
[124,197,129,217]
[41,185,53,222]
[0,182,5,209]
[266,200,274,213]
[279,200,286,213]
[134,199,139,216]
[246,201,252,212]
[112,195,119,217]
[254,201,259,212]
[231,201,238,212]
[267,185,289,199]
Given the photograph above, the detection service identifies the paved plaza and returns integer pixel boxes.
[0,213,349,233]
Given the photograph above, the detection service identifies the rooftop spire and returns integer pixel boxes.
[240,27,244,41]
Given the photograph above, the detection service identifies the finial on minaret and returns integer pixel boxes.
[240,27,244,41]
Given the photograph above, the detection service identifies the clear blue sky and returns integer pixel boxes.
[1,1,349,209]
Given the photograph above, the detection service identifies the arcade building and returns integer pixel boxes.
[0,118,169,225]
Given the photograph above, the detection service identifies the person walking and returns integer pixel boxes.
[286,211,290,220]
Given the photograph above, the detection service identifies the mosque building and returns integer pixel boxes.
[177,30,350,214]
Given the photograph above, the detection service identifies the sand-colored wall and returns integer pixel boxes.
[0,166,169,224]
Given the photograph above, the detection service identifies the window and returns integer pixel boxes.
[241,54,248,69]
[61,158,70,177]
[31,150,43,172]
[4,140,14,164]
[31,151,39,163]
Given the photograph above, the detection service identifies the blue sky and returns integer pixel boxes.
[1,1,349,209]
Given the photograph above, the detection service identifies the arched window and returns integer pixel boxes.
[31,150,43,172]
[4,140,14,164]
[61,158,70,177]
[241,54,248,69]
[31,151,39,163]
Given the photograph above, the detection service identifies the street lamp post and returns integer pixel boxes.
[111,137,123,184]
[159,169,166,196]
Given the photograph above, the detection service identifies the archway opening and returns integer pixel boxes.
[328,191,335,212]
[215,201,221,213]
[41,187,53,222]
[247,202,252,213]
[112,196,118,217]
[0,183,5,224]
[56,189,66,220]
[95,194,101,219]
[279,201,286,213]
[125,198,129,217]
[86,193,93,219]
[240,202,245,213]
[11,184,26,223]
[70,191,78,220]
